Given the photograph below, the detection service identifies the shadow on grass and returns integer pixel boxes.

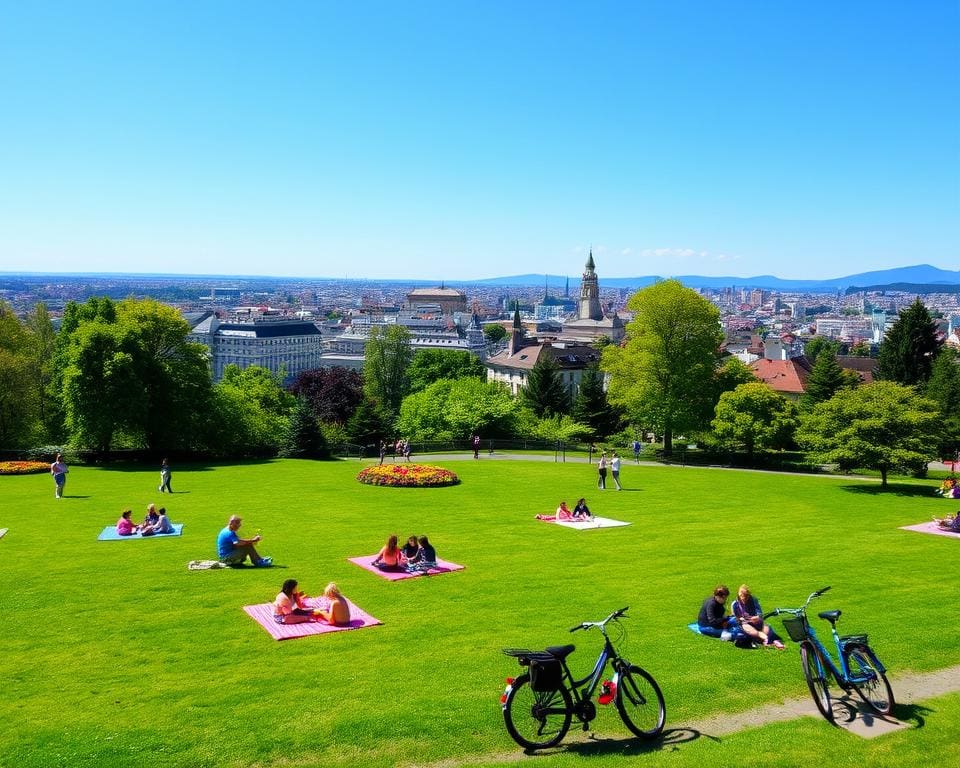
[536,728,698,758]
[839,484,936,498]
[892,702,931,729]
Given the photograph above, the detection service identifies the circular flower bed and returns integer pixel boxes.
[0,460,50,475]
[357,464,459,488]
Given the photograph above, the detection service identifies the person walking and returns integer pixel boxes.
[610,451,622,490]
[378,440,387,466]
[50,453,68,499]
[632,439,642,463]
[158,458,172,493]
[472,434,481,459]
[597,451,608,490]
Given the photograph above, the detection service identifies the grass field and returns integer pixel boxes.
[1,456,956,767]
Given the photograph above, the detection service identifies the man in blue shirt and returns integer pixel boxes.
[217,515,271,567]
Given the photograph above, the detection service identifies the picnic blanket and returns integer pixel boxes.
[187,560,228,570]
[687,621,747,642]
[98,524,184,541]
[243,597,381,640]
[899,521,960,539]
[0,528,7,539]
[537,516,631,530]
[348,554,465,581]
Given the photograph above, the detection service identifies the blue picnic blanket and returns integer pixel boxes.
[97,524,184,541]
[687,621,747,642]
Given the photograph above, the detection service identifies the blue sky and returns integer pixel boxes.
[1,1,956,281]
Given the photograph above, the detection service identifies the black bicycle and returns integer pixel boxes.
[500,607,666,751]
[763,587,894,722]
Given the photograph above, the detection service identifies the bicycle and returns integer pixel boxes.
[763,586,895,723]
[500,607,666,751]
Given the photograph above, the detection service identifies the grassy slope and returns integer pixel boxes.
[0,458,955,767]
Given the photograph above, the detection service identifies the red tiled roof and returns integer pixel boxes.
[749,358,811,394]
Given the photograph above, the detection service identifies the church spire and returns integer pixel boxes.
[579,249,603,321]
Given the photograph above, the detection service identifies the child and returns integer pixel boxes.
[273,579,315,625]
[116,510,139,536]
[313,583,350,626]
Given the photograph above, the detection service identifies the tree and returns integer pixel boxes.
[483,324,507,343]
[522,353,569,417]
[795,381,940,487]
[849,341,873,358]
[406,349,485,394]
[280,397,329,459]
[24,303,58,442]
[0,302,41,447]
[602,280,722,454]
[877,298,941,386]
[203,365,295,455]
[363,325,412,423]
[397,378,519,441]
[711,382,796,461]
[572,364,620,439]
[345,397,390,449]
[289,367,363,424]
[925,348,960,461]
[801,347,849,410]
[711,358,756,411]
[803,336,839,366]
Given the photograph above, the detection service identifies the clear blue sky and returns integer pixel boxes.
[1,1,956,281]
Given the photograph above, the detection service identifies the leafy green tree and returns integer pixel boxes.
[801,347,849,410]
[925,348,960,461]
[877,298,941,386]
[406,349,485,394]
[796,381,940,487]
[572,364,620,438]
[280,397,329,459]
[710,358,757,419]
[712,382,796,461]
[397,378,519,441]
[24,303,58,442]
[803,336,839,366]
[483,324,507,343]
[345,397,390,448]
[602,280,722,454]
[849,341,873,357]
[522,353,569,417]
[289,367,363,424]
[526,413,593,443]
[204,365,295,455]
[363,325,412,423]
[0,302,41,447]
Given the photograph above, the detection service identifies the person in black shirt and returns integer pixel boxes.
[400,535,420,565]
[697,584,731,638]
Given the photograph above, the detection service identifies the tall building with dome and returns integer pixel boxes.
[562,250,624,343]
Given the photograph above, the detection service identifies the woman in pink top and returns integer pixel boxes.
[116,510,139,536]
[372,535,403,571]
[273,579,318,625]
[555,501,574,521]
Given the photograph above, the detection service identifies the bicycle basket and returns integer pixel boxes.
[781,615,810,643]
[529,656,563,692]
[840,634,868,651]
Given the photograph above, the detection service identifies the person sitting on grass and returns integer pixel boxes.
[143,503,160,530]
[142,507,174,536]
[313,582,351,626]
[732,584,785,649]
[573,498,592,520]
[217,515,272,567]
[555,501,574,521]
[697,584,733,638]
[372,535,403,571]
[405,535,437,572]
[273,579,317,625]
[116,509,140,536]
[936,513,960,531]
[400,535,420,565]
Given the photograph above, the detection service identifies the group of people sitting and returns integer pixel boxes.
[116,503,174,536]
[536,498,594,522]
[272,579,350,626]
[371,534,437,572]
[697,584,785,649]
[934,512,960,532]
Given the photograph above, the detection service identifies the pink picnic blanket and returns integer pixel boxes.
[899,521,960,539]
[243,597,381,640]
[348,554,465,581]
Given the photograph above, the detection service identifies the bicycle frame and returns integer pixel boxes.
[562,635,619,706]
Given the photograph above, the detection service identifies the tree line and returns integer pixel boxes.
[1,288,956,485]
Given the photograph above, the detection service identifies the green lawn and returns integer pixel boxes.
[0,458,956,767]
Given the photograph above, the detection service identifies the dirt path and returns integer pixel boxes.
[402,665,960,768]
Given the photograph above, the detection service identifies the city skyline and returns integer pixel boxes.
[1,2,957,281]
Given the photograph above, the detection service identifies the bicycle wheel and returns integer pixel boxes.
[846,644,895,715]
[614,665,666,739]
[800,641,834,722]
[502,673,572,751]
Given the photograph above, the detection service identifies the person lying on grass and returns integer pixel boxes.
[116,510,140,536]
[273,579,318,625]
[372,535,403,571]
[405,536,437,572]
[536,502,573,521]
[312,583,351,626]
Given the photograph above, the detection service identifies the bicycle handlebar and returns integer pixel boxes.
[762,587,832,621]
[569,606,629,633]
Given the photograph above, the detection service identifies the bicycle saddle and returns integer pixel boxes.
[545,644,576,660]
[818,610,842,623]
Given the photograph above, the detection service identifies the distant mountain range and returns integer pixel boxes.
[473,264,960,293]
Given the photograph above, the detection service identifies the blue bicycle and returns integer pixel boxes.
[764,587,894,722]
[500,607,665,750]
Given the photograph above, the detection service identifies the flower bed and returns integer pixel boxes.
[357,464,459,488]
[0,460,50,475]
